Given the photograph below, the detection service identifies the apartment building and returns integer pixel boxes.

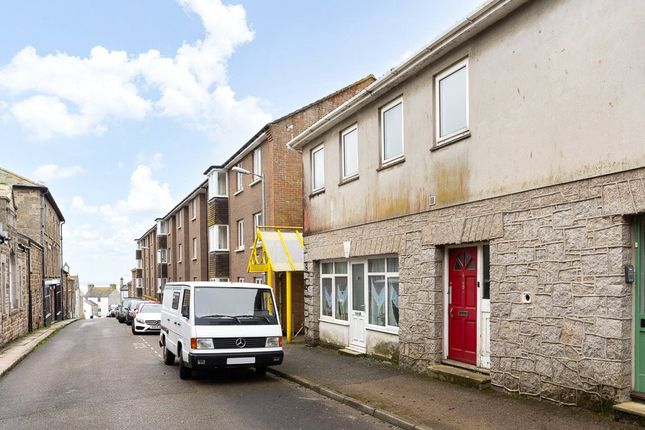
[135,225,157,299]
[134,181,208,299]
[204,75,375,332]
[289,0,645,408]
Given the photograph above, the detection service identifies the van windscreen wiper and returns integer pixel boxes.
[233,314,271,323]
[200,314,236,319]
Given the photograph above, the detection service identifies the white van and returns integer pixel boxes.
[159,282,283,379]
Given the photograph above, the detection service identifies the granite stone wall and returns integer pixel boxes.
[303,167,645,407]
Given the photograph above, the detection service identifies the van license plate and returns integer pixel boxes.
[227,357,255,365]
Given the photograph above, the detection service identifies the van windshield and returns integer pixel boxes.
[194,287,278,326]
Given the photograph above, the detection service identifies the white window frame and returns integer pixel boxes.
[235,163,244,193]
[177,210,182,229]
[157,249,167,264]
[254,276,264,284]
[191,198,197,220]
[435,58,469,145]
[208,170,228,199]
[366,256,400,332]
[319,260,349,324]
[237,277,245,283]
[311,144,325,193]
[252,148,262,182]
[236,219,245,251]
[178,243,182,263]
[192,238,197,261]
[380,98,404,165]
[253,212,262,247]
[341,124,359,180]
[209,225,229,252]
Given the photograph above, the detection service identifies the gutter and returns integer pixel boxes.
[287,0,530,151]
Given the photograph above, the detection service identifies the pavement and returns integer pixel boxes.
[0,318,78,379]
[270,340,642,430]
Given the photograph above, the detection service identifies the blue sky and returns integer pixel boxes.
[0,0,480,286]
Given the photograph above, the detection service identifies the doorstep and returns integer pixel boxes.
[338,348,365,357]
[428,363,491,390]
[613,401,645,426]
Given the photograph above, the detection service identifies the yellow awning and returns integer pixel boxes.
[247,227,304,273]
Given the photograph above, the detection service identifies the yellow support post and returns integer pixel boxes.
[286,271,292,344]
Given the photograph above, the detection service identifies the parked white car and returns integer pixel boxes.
[159,282,283,380]
[132,303,162,334]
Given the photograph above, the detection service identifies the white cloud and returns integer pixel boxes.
[0,0,270,141]
[99,165,175,224]
[71,196,98,214]
[33,163,85,182]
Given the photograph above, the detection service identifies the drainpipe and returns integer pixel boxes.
[60,220,65,320]
[40,192,47,326]
[26,243,32,332]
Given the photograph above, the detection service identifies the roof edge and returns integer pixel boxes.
[288,0,529,150]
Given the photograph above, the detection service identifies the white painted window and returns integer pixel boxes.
[178,244,182,263]
[320,261,348,321]
[157,249,167,264]
[192,238,197,260]
[254,277,264,284]
[253,212,262,247]
[208,170,228,199]
[380,98,404,164]
[208,225,228,251]
[341,124,358,180]
[311,145,325,192]
[436,58,469,143]
[235,163,244,193]
[253,148,262,178]
[191,198,197,220]
[237,219,244,250]
[177,210,182,229]
[238,277,245,282]
[367,257,399,328]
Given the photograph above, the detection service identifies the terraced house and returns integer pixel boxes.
[289,0,645,409]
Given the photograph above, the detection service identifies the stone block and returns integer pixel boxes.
[560,319,585,346]
[582,334,606,358]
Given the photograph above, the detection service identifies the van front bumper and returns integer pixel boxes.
[187,351,284,369]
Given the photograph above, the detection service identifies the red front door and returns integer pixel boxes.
[448,247,478,365]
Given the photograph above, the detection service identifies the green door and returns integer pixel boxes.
[636,220,645,392]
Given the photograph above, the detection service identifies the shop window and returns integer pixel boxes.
[368,257,399,328]
[320,261,349,321]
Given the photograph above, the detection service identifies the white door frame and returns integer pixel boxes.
[349,260,367,352]
[442,244,491,369]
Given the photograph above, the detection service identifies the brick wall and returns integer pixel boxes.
[28,244,44,329]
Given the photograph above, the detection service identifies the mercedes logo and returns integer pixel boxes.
[235,337,246,348]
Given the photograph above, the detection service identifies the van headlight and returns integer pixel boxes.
[196,338,214,349]
[265,336,282,348]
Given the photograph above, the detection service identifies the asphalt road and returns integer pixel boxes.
[0,318,394,430]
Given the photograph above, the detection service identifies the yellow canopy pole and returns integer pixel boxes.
[286,271,292,344]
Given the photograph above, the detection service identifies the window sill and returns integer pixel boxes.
[309,188,325,198]
[250,179,261,187]
[376,156,405,172]
[432,129,471,150]
[234,189,243,196]
[339,175,359,186]
[235,247,245,253]
[366,324,399,336]
[192,258,197,261]
[319,317,349,327]
[191,217,196,222]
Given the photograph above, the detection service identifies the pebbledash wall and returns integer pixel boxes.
[304,166,645,408]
